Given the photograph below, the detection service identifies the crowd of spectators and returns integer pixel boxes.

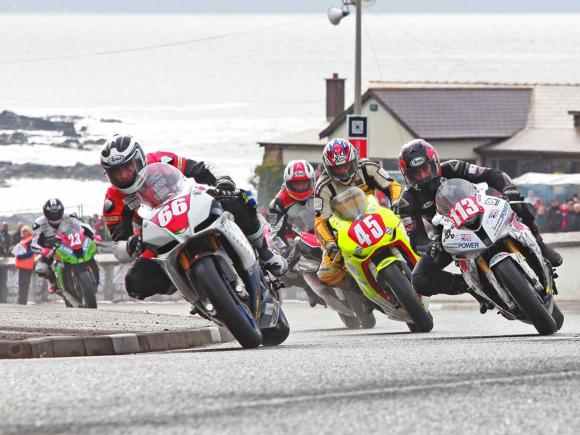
[527,190,580,233]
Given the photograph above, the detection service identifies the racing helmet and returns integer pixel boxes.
[100,134,146,194]
[322,138,358,185]
[398,139,441,190]
[283,160,315,201]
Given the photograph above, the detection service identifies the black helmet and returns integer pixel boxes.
[100,134,146,194]
[43,198,64,228]
[398,139,442,191]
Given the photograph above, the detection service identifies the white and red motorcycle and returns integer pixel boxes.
[135,163,290,348]
[432,178,563,335]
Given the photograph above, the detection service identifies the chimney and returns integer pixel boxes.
[326,73,345,122]
[568,111,580,129]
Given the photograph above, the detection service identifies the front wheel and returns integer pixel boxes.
[552,303,564,331]
[378,263,433,333]
[77,269,97,309]
[191,256,262,349]
[493,258,557,335]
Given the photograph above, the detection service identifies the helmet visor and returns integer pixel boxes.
[327,161,357,183]
[286,179,313,194]
[405,161,438,186]
[105,160,141,190]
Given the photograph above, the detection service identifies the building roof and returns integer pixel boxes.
[320,85,531,140]
[479,85,580,155]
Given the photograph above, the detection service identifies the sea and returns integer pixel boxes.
[0,13,579,215]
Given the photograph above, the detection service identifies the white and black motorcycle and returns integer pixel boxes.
[135,163,290,348]
[432,179,563,335]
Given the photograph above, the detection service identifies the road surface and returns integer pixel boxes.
[1,301,579,434]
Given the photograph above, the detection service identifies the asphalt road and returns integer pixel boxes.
[1,302,579,435]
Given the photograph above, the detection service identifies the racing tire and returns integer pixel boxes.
[378,263,434,333]
[261,309,290,346]
[493,259,557,335]
[551,303,565,331]
[191,256,262,349]
[78,269,98,309]
[338,313,361,329]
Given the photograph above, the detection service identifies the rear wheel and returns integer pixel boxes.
[77,269,97,309]
[191,256,262,348]
[378,263,433,333]
[493,259,557,335]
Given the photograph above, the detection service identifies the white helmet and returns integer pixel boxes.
[100,134,146,194]
[283,160,315,201]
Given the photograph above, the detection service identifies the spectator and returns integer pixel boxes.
[535,204,547,232]
[0,222,10,257]
[11,222,24,246]
[524,189,543,209]
[12,225,35,305]
[560,203,570,232]
[571,203,580,232]
[545,199,562,233]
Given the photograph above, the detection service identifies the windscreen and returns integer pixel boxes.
[58,216,82,235]
[330,187,367,221]
[435,179,479,216]
[135,162,185,208]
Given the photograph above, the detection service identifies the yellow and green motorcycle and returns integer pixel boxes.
[329,187,433,332]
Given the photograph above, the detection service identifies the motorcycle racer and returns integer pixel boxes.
[32,198,97,293]
[100,134,287,300]
[314,138,403,292]
[396,139,562,310]
[269,159,316,255]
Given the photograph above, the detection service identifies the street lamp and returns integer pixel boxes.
[327,0,375,115]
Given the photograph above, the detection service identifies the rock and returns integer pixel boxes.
[82,138,106,146]
[0,161,105,181]
[0,132,28,146]
[0,110,78,137]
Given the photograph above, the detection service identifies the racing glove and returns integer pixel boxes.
[426,237,444,260]
[40,247,53,259]
[215,177,236,191]
[127,234,143,257]
[501,185,523,202]
[325,241,341,262]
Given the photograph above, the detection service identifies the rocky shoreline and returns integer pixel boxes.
[0,110,113,184]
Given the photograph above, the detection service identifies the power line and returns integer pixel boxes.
[369,11,482,80]
[0,16,321,65]
[363,14,384,81]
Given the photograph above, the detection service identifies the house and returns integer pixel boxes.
[256,77,580,203]
[259,76,580,178]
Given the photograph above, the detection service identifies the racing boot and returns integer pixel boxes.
[535,235,563,267]
[248,231,288,277]
[527,220,563,267]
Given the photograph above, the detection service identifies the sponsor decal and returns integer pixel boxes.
[461,233,472,241]
[123,194,141,210]
[107,154,124,165]
[422,201,434,209]
[488,209,498,219]
[410,156,426,167]
[459,242,480,249]
[485,198,500,206]
[448,160,460,171]
[401,216,412,226]
[443,228,455,241]
[468,164,478,175]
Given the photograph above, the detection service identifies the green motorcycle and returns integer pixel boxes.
[52,217,99,309]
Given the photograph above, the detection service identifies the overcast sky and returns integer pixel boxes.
[1,0,580,13]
